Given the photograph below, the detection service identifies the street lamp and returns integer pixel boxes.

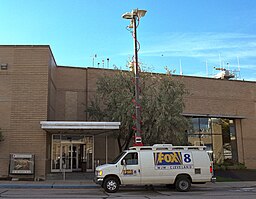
[122,9,147,146]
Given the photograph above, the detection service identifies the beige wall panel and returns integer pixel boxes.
[56,67,87,90]
[87,69,116,93]
[94,135,107,165]
[242,137,256,168]
[65,91,78,120]
[48,56,57,120]
[107,135,119,161]
[235,120,245,164]
[240,118,256,169]
[55,90,65,120]
[55,66,88,121]
[48,77,57,120]
[77,92,87,121]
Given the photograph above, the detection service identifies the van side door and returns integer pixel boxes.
[118,152,141,185]
[139,151,157,184]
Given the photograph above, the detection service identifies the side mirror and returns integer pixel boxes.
[122,159,126,166]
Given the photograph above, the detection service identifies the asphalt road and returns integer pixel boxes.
[1,182,256,199]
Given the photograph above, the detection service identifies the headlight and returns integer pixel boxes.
[99,170,103,176]
[96,170,103,176]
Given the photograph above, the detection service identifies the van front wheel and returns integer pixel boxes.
[103,177,119,193]
[175,176,191,192]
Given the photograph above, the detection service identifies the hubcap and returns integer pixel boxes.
[107,180,117,191]
[180,180,189,190]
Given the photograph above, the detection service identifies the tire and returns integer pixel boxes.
[103,177,119,193]
[175,176,191,192]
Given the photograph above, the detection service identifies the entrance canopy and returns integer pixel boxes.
[40,121,120,172]
[40,121,120,136]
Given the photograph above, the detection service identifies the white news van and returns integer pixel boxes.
[94,144,215,193]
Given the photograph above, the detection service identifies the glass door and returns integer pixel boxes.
[52,135,61,171]
[51,134,94,172]
[61,144,72,171]
[83,137,93,171]
[72,144,80,171]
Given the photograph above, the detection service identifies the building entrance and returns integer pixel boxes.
[51,134,93,172]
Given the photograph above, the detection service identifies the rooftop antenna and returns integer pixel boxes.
[179,59,183,75]
[236,56,241,79]
[206,60,208,77]
[91,54,97,66]
[219,53,222,68]
[107,58,110,68]
[237,56,240,70]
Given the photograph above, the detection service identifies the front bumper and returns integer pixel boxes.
[93,176,104,185]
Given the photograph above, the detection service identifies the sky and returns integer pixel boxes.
[1,0,256,81]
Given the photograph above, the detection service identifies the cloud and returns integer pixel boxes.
[140,32,256,61]
[118,32,256,81]
[239,64,256,69]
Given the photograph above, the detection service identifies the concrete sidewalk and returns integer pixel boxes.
[0,172,98,189]
[0,179,98,189]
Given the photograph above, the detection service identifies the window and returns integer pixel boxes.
[188,117,212,145]
[109,152,126,164]
[187,117,238,164]
[122,152,138,165]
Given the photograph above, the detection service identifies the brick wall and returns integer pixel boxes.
[1,46,256,177]
[0,46,51,178]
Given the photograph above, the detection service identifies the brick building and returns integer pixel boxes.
[0,45,255,179]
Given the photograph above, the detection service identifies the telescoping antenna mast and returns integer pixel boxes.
[122,9,147,146]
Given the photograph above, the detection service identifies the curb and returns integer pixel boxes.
[52,184,98,189]
[0,183,99,189]
[1,181,256,190]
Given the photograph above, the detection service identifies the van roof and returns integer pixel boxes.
[129,144,206,151]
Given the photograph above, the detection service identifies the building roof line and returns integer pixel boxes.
[182,113,246,119]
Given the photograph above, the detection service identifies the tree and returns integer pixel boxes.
[86,70,190,152]
[141,73,190,146]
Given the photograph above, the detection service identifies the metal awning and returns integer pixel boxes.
[40,121,121,135]
[182,113,246,119]
[40,121,121,163]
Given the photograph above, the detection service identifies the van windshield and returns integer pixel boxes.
[109,152,126,164]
